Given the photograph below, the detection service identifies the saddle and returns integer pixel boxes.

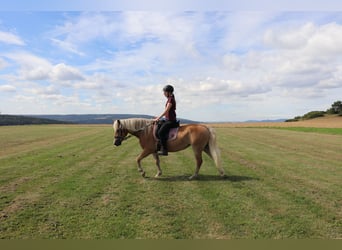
[153,120,180,142]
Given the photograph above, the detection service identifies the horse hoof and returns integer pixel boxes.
[141,172,146,177]
[155,172,162,178]
[189,175,198,180]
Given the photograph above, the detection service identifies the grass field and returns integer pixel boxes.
[0,122,341,239]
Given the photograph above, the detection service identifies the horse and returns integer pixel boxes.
[113,118,226,180]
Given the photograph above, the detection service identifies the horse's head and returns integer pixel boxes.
[113,120,128,146]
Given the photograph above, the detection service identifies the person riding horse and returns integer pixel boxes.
[113,84,225,179]
[154,85,179,156]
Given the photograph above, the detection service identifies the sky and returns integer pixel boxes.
[0,1,342,122]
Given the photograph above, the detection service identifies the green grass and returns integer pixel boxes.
[0,125,341,239]
[273,127,342,135]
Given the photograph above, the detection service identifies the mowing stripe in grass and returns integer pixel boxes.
[267,127,342,135]
[216,127,341,238]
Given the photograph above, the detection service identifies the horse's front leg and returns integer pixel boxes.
[152,153,162,177]
[136,149,151,177]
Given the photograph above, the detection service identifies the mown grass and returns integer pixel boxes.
[273,127,342,135]
[0,125,341,239]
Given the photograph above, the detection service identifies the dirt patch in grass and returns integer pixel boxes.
[0,192,41,220]
[0,177,32,193]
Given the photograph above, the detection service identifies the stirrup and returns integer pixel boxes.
[157,145,168,156]
[157,150,168,156]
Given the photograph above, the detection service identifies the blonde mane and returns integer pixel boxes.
[113,118,153,134]
[123,118,153,132]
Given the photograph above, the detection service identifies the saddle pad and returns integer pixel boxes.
[153,125,179,141]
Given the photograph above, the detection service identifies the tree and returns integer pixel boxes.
[327,100,342,115]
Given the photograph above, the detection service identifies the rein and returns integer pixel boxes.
[116,119,155,141]
[129,121,154,133]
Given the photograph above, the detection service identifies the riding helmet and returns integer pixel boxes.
[163,85,174,93]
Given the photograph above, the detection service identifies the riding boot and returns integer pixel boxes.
[158,140,168,156]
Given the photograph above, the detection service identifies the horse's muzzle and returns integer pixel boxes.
[114,139,122,146]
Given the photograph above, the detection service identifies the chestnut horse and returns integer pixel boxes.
[113,118,225,180]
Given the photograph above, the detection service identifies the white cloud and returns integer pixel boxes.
[75,73,121,91]
[49,12,207,63]
[0,84,16,92]
[304,22,342,58]
[121,12,196,43]
[0,30,25,46]
[186,78,269,98]
[8,93,96,114]
[217,12,277,52]
[30,85,60,96]
[318,65,342,89]
[264,22,342,57]
[264,22,315,50]
[5,52,51,80]
[260,22,342,93]
[51,63,84,81]
[4,52,85,82]
[50,38,85,56]
[50,13,119,55]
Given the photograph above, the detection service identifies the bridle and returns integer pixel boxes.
[114,119,154,146]
[114,120,154,146]
[114,126,126,141]
[114,121,128,145]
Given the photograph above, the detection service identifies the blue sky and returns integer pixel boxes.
[0,1,342,121]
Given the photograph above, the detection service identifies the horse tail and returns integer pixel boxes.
[206,127,225,176]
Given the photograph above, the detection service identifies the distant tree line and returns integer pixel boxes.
[326,100,342,115]
[0,115,71,126]
[286,100,342,122]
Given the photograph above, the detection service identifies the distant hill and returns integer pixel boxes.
[26,114,199,125]
[0,115,71,126]
[27,114,152,124]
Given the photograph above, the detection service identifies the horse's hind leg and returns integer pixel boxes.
[189,149,203,180]
[204,146,225,177]
[152,153,162,177]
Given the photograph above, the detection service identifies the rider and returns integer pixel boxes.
[154,85,178,156]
